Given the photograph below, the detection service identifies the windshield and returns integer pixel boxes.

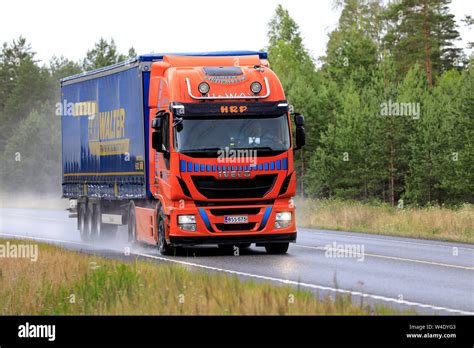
[174,114,290,155]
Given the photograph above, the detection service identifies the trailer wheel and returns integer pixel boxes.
[157,206,173,256]
[92,204,117,241]
[264,242,289,254]
[128,202,137,244]
[78,203,89,242]
[85,202,94,242]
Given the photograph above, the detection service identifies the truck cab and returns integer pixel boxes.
[144,54,305,254]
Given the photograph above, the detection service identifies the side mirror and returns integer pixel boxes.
[294,113,305,127]
[151,117,162,130]
[295,126,305,149]
[293,113,305,150]
[152,131,163,152]
[151,110,168,152]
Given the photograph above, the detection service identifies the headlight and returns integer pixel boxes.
[198,82,210,95]
[276,212,292,221]
[275,211,292,229]
[178,215,196,224]
[178,215,197,231]
[250,81,262,94]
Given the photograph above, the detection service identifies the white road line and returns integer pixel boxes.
[300,228,474,251]
[133,251,474,316]
[294,244,474,271]
[1,232,473,316]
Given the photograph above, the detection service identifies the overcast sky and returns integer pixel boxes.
[1,0,472,65]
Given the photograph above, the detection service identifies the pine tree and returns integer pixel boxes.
[83,38,135,71]
[384,0,462,88]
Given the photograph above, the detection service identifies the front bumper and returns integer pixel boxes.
[170,232,296,246]
[167,198,296,246]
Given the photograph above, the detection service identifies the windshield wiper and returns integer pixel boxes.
[181,148,222,153]
[232,147,275,151]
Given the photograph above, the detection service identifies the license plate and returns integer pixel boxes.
[224,215,248,224]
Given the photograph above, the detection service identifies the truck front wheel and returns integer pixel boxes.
[264,242,289,255]
[157,206,174,256]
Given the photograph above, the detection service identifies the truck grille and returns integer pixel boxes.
[215,223,257,231]
[209,208,261,216]
[191,175,277,199]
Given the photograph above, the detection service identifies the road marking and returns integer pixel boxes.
[133,251,474,316]
[1,232,472,316]
[294,244,474,271]
[300,229,474,251]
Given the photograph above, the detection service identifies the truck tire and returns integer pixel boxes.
[92,204,117,241]
[128,201,137,244]
[157,205,173,256]
[264,242,289,254]
[78,203,89,242]
[85,202,94,243]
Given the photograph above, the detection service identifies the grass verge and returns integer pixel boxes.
[0,239,410,315]
[296,198,473,244]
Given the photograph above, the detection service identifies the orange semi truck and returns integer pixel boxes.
[61,51,305,254]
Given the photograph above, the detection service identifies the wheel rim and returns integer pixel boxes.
[79,206,85,237]
[95,208,101,240]
[87,207,93,239]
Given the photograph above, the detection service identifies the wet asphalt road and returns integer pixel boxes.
[0,208,472,315]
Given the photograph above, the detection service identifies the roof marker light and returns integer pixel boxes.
[198,82,210,95]
[250,81,262,94]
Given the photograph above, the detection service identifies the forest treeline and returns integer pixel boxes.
[0,0,472,206]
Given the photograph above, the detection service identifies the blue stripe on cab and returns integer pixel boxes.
[198,208,213,232]
[194,163,199,172]
[200,164,205,172]
[206,165,210,172]
[283,158,288,170]
[258,164,263,171]
[270,162,275,170]
[260,206,272,230]
[276,160,281,170]
[188,162,193,172]
[264,163,269,170]
[212,165,216,172]
[180,160,186,172]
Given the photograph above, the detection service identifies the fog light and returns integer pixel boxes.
[179,223,197,232]
[275,211,292,229]
[250,81,262,94]
[198,82,210,95]
[275,221,291,229]
[178,215,197,231]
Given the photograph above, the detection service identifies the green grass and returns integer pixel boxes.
[296,198,473,244]
[0,239,412,315]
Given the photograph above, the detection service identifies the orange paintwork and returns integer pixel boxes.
[135,54,296,245]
